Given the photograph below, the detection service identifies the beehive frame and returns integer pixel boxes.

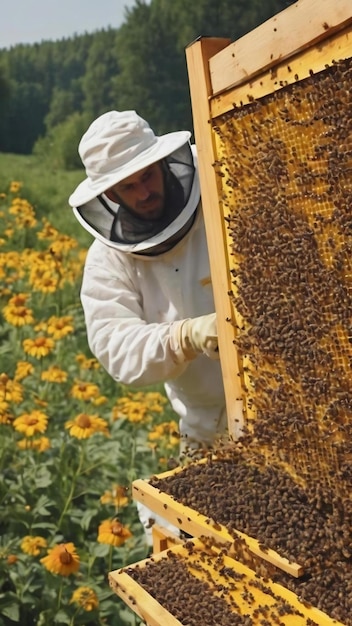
[185,0,352,492]
[109,538,342,626]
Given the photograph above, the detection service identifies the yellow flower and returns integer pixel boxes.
[13,410,48,436]
[49,234,77,255]
[21,535,47,556]
[15,361,34,381]
[97,519,132,547]
[91,395,108,406]
[41,365,68,383]
[22,336,55,358]
[7,293,29,307]
[9,198,37,228]
[70,380,101,402]
[0,373,23,403]
[148,420,180,449]
[0,402,12,425]
[70,586,99,612]
[46,315,74,340]
[144,391,168,412]
[112,397,148,424]
[17,436,51,452]
[9,181,22,194]
[3,304,35,327]
[75,353,100,370]
[41,543,80,576]
[65,413,110,439]
[100,485,129,508]
[37,218,59,240]
[30,271,59,294]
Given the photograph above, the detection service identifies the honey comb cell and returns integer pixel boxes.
[212,58,352,497]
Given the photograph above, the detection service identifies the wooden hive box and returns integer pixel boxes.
[114,1,352,624]
[186,0,352,490]
[109,538,343,626]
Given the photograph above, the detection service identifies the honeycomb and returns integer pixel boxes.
[213,57,352,499]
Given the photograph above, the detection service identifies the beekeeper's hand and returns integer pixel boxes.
[170,313,219,362]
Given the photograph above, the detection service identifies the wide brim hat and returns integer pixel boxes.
[69,110,191,208]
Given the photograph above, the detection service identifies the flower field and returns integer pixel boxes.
[0,182,180,625]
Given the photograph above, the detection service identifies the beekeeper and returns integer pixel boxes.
[68,110,227,452]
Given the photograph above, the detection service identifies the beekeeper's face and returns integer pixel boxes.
[105,161,165,220]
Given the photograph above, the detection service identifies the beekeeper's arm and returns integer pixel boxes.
[80,255,218,388]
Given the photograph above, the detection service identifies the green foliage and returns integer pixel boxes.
[0,0,294,157]
[34,111,94,171]
[0,180,180,625]
[0,153,88,245]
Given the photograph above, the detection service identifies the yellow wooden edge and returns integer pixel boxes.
[211,23,352,117]
[110,539,344,626]
[152,522,183,553]
[209,0,352,95]
[109,569,183,626]
[185,37,245,440]
[132,477,304,577]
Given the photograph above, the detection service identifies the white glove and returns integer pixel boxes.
[170,313,219,362]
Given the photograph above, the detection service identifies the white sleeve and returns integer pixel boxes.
[80,245,187,387]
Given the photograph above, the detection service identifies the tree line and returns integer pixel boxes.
[0,0,292,168]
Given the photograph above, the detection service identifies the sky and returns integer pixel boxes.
[2,0,142,49]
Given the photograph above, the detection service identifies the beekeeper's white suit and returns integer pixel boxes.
[69,110,227,543]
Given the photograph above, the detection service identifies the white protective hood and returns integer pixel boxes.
[72,144,200,254]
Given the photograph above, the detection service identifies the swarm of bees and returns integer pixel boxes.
[123,538,323,626]
[148,58,352,625]
[213,57,352,499]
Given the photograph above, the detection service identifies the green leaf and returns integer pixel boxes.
[91,543,110,558]
[80,507,97,531]
[54,610,71,624]
[34,466,53,489]
[0,593,20,622]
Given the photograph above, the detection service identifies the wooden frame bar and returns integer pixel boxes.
[185,5,352,441]
[132,470,303,577]
[210,0,352,95]
[109,539,342,626]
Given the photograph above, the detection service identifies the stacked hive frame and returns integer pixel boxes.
[186,0,352,499]
[110,1,352,624]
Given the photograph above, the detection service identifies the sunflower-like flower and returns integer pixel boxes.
[22,336,55,359]
[17,436,51,452]
[40,542,80,576]
[21,535,47,556]
[9,181,22,194]
[70,586,99,612]
[0,373,23,403]
[46,315,74,340]
[13,410,48,436]
[70,380,101,402]
[148,420,180,449]
[100,485,129,508]
[97,519,132,547]
[15,361,34,381]
[0,401,12,425]
[3,303,34,327]
[41,365,68,383]
[112,397,149,424]
[65,413,110,439]
[76,353,100,370]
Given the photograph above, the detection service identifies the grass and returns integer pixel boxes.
[0,153,91,246]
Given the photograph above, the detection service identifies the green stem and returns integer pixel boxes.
[58,445,85,529]
[57,578,64,610]
[127,428,138,483]
[108,545,113,572]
